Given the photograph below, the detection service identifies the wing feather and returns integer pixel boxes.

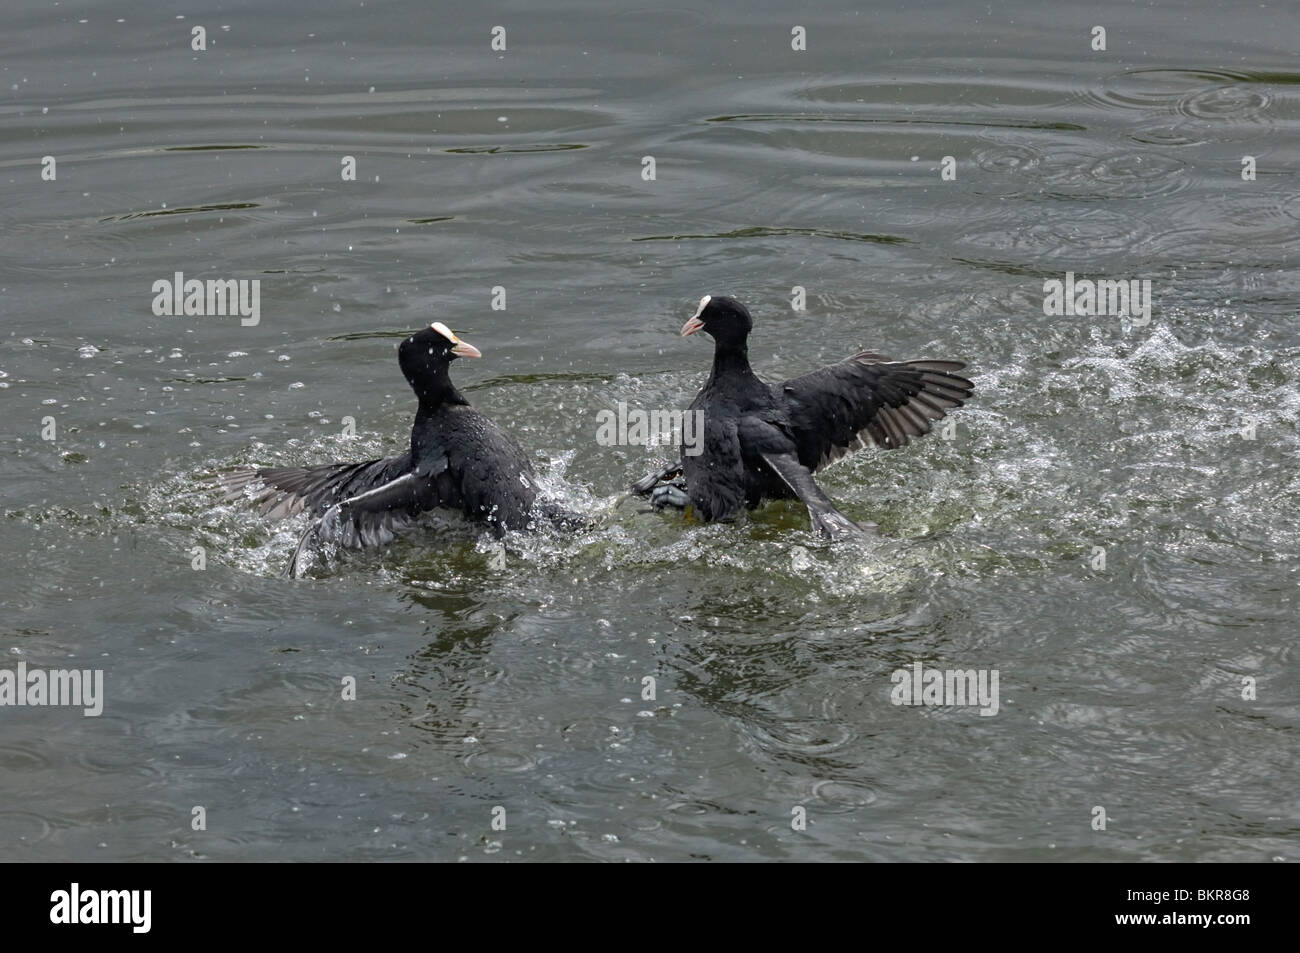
[218,455,413,520]
[780,351,974,471]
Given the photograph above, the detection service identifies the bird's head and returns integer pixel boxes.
[398,322,481,391]
[680,295,753,347]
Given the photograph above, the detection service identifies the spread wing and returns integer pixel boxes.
[779,352,973,471]
[284,472,431,577]
[218,455,413,520]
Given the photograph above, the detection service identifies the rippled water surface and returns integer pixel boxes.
[1,0,1297,861]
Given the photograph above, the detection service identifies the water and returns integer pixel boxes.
[1,0,1297,861]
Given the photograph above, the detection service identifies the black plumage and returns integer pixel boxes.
[630,295,974,539]
[220,322,579,575]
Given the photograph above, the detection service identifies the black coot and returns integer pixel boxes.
[221,322,580,575]
[630,296,974,539]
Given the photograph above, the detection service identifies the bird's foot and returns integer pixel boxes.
[629,461,683,497]
[649,483,691,511]
[811,508,876,541]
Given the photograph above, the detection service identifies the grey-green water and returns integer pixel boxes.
[1,0,1297,861]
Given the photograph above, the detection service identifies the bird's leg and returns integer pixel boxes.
[282,472,422,577]
[283,503,345,578]
[649,482,691,511]
[759,452,875,541]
